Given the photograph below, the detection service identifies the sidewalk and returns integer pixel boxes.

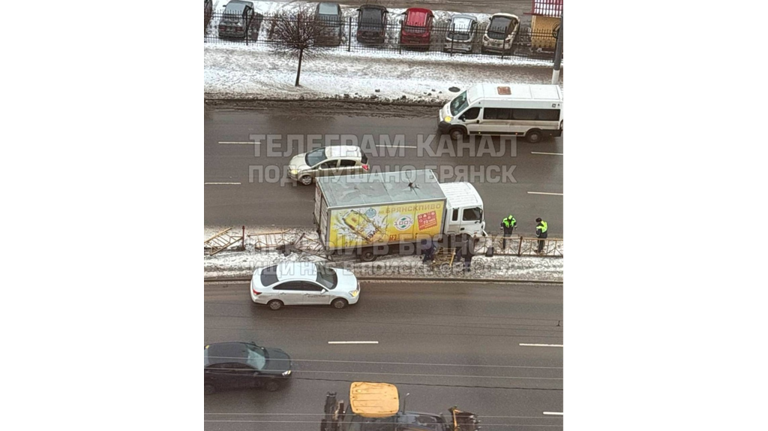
[204,44,562,103]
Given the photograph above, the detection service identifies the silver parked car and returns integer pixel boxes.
[481,13,519,54]
[443,14,478,53]
[218,0,263,39]
[288,145,370,185]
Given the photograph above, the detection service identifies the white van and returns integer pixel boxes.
[438,84,563,143]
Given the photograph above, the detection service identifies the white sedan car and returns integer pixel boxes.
[250,262,360,310]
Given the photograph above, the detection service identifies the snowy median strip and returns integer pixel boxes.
[204,227,563,282]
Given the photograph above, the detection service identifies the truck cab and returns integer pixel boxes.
[439,182,486,239]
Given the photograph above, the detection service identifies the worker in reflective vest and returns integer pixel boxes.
[500,215,516,249]
[535,218,548,254]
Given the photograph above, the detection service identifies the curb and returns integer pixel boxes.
[204,276,563,285]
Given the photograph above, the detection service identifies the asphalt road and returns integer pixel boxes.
[204,280,563,431]
[204,101,564,236]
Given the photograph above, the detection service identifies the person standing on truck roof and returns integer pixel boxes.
[535,218,548,254]
[500,214,516,249]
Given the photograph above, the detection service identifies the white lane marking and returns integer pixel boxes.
[527,191,564,196]
[218,141,260,145]
[543,412,564,416]
[520,343,563,347]
[375,145,418,148]
[205,182,241,185]
[328,341,379,345]
[531,151,563,156]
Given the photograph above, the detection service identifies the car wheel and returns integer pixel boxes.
[332,298,348,309]
[299,175,313,186]
[205,384,215,395]
[268,300,284,311]
[264,380,280,392]
[525,129,543,143]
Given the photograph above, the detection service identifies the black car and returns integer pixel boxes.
[204,0,213,32]
[315,2,344,46]
[204,342,292,395]
[356,5,388,44]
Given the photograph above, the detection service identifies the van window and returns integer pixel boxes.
[452,209,459,221]
[461,107,480,120]
[484,108,513,120]
[509,109,561,121]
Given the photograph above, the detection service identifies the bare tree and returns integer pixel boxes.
[271,6,326,87]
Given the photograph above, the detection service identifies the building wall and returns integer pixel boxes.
[531,15,561,49]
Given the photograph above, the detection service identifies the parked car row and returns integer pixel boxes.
[206,2,522,54]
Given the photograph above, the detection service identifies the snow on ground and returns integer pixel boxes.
[205,44,559,102]
[204,227,563,282]
[206,1,560,102]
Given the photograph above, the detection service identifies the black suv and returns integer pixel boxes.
[356,5,388,44]
[204,342,292,394]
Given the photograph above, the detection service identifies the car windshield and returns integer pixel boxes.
[450,91,469,116]
[488,17,512,39]
[245,344,267,370]
[315,264,338,289]
[305,148,327,167]
[319,4,338,15]
[361,9,382,23]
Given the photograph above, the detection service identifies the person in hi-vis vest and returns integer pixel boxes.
[535,218,548,254]
[500,215,516,249]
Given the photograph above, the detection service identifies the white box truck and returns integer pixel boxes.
[313,169,486,262]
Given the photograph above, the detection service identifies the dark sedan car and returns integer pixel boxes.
[356,5,388,44]
[218,0,264,40]
[204,342,292,395]
[204,0,213,31]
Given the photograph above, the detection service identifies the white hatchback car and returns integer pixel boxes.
[250,262,360,310]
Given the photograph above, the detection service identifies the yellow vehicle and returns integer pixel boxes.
[321,382,479,431]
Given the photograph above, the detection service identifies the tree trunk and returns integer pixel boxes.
[295,48,303,87]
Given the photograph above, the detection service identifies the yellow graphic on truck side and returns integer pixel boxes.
[328,201,445,248]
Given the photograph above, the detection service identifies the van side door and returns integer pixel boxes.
[481,108,514,134]
[459,107,482,134]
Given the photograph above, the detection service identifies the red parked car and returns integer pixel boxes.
[400,8,434,49]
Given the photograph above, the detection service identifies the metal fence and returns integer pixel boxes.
[204,12,560,62]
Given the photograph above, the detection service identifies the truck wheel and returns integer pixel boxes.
[267,300,284,311]
[359,249,377,262]
[299,176,313,186]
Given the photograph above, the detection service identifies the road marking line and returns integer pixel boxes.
[328,341,379,345]
[375,145,418,148]
[218,141,260,145]
[520,343,563,347]
[205,182,241,185]
[543,412,563,416]
[531,151,563,156]
[527,191,564,196]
